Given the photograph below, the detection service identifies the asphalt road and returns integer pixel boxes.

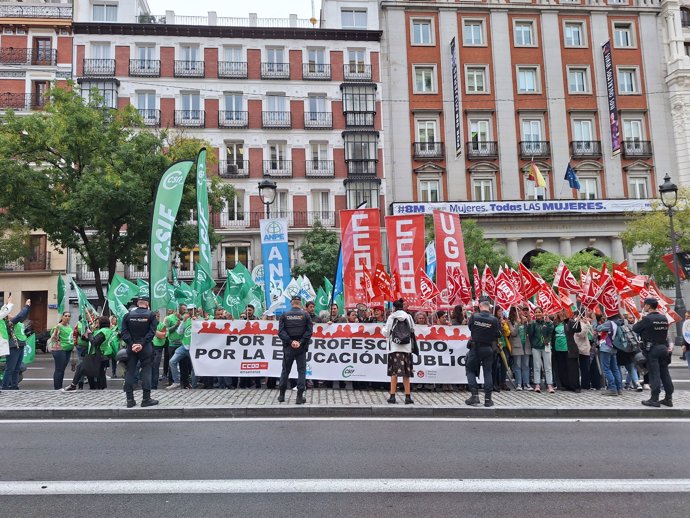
[0,418,687,516]
[17,351,690,390]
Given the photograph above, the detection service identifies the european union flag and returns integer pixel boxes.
[565,162,581,190]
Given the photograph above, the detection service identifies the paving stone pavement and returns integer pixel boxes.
[0,387,687,412]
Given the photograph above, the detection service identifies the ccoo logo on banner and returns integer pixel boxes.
[190,320,475,384]
[260,218,291,314]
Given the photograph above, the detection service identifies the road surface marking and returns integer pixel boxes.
[0,417,688,425]
[0,479,688,495]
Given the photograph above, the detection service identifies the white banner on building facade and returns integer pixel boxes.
[190,320,471,384]
[391,199,653,217]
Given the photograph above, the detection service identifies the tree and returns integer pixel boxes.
[0,86,233,304]
[530,250,612,286]
[621,192,690,288]
[292,222,340,289]
[0,215,30,264]
[424,216,515,272]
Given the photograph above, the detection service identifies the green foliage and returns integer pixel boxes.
[424,216,515,272]
[621,193,690,288]
[0,216,30,263]
[292,222,340,289]
[530,250,611,285]
[0,86,233,302]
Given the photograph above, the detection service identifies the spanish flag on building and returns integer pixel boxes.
[527,160,546,188]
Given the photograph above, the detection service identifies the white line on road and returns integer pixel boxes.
[1,479,688,495]
[0,417,689,425]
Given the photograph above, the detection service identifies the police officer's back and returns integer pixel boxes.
[121,296,158,408]
[465,300,500,407]
[277,296,313,404]
[633,297,673,407]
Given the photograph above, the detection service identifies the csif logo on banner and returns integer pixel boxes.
[114,284,130,297]
[153,278,168,299]
[263,220,286,242]
[162,171,187,190]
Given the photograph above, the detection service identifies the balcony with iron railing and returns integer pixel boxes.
[76,263,96,281]
[129,59,161,77]
[218,211,337,229]
[2,252,51,273]
[219,110,248,128]
[262,111,291,128]
[306,160,335,177]
[0,4,72,19]
[0,93,46,111]
[174,61,205,78]
[304,112,332,129]
[344,64,372,81]
[261,62,290,79]
[346,159,377,176]
[174,110,205,127]
[622,140,653,158]
[344,111,375,127]
[136,12,315,28]
[519,141,551,159]
[218,61,248,79]
[124,265,149,280]
[466,141,499,160]
[219,160,250,178]
[0,48,57,66]
[413,142,445,159]
[138,108,160,127]
[82,59,116,77]
[570,140,602,158]
[303,63,331,80]
[263,160,293,177]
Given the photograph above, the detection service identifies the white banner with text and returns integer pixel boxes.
[190,320,472,383]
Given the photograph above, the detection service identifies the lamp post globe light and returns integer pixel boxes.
[258,179,277,219]
[658,174,686,348]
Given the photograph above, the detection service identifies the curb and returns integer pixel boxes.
[0,405,688,420]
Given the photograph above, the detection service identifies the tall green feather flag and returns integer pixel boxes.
[57,275,67,314]
[108,274,139,306]
[23,334,36,364]
[195,148,213,280]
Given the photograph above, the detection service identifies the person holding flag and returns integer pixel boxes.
[1,298,31,391]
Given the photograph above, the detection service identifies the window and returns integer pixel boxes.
[32,80,48,108]
[525,174,549,200]
[224,46,242,62]
[310,142,329,168]
[473,178,494,201]
[564,22,584,47]
[517,67,539,93]
[568,67,589,93]
[346,180,380,208]
[417,120,437,143]
[617,68,638,94]
[224,92,243,113]
[32,37,52,65]
[307,94,327,115]
[268,143,288,166]
[412,19,433,45]
[226,189,245,221]
[342,85,376,125]
[137,91,155,111]
[572,119,594,141]
[266,47,285,64]
[91,43,112,59]
[136,45,155,62]
[92,3,117,22]
[578,177,599,200]
[181,92,201,119]
[178,248,199,272]
[628,177,649,199]
[514,21,535,46]
[347,49,366,69]
[623,119,643,141]
[266,94,286,112]
[613,23,634,48]
[80,80,117,109]
[469,119,491,143]
[466,66,487,93]
[224,246,249,270]
[463,20,484,46]
[414,66,435,93]
[345,133,377,162]
[274,191,289,218]
[419,179,440,202]
[180,45,198,62]
[312,191,331,220]
[225,143,245,169]
[341,9,367,29]
[307,48,326,72]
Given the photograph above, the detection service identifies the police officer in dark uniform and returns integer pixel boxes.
[465,298,501,407]
[277,295,313,404]
[633,297,674,407]
[121,296,158,408]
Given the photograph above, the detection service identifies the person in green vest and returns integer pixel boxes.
[50,311,75,390]
[1,298,31,391]
[166,308,193,390]
[63,316,112,392]
[151,316,168,390]
[163,304,186,387]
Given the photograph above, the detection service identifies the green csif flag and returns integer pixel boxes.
[222,267,250,318]
[314,286,329,315]
[149,160,194,312]
[242,284,265,318]
[195,149,213,281]
[193,261,216,310]
[174,281,195,306]
[23,334,36,364]
[136,278,149,298]
[71,278,95,324]
[57,275,67,314]
[108,274,139,306]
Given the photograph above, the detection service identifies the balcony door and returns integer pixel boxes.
[32,37,52,65]
[469,119,491,152]
[417,120,437,153]
[226,142,245,170]
[521,119,543,155]
[26,235,47,270]
[181,92,200,120]
[32,80,48,108]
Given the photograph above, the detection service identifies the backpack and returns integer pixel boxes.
[611,322,629,352]
[391,317,412,345]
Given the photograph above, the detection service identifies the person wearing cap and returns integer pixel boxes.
[633,298,674,407]
[121,296,158,408]
[465,298,501,407]
[277,295,313,404]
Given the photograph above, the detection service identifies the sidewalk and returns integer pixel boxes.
[1,388,689,419]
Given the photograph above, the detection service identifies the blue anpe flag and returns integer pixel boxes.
[565,162,581,190]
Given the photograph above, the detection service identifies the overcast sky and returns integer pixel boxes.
[147,0,321,18]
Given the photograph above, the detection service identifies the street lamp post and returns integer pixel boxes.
[659,173,687,347]
[258,179,277,219]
